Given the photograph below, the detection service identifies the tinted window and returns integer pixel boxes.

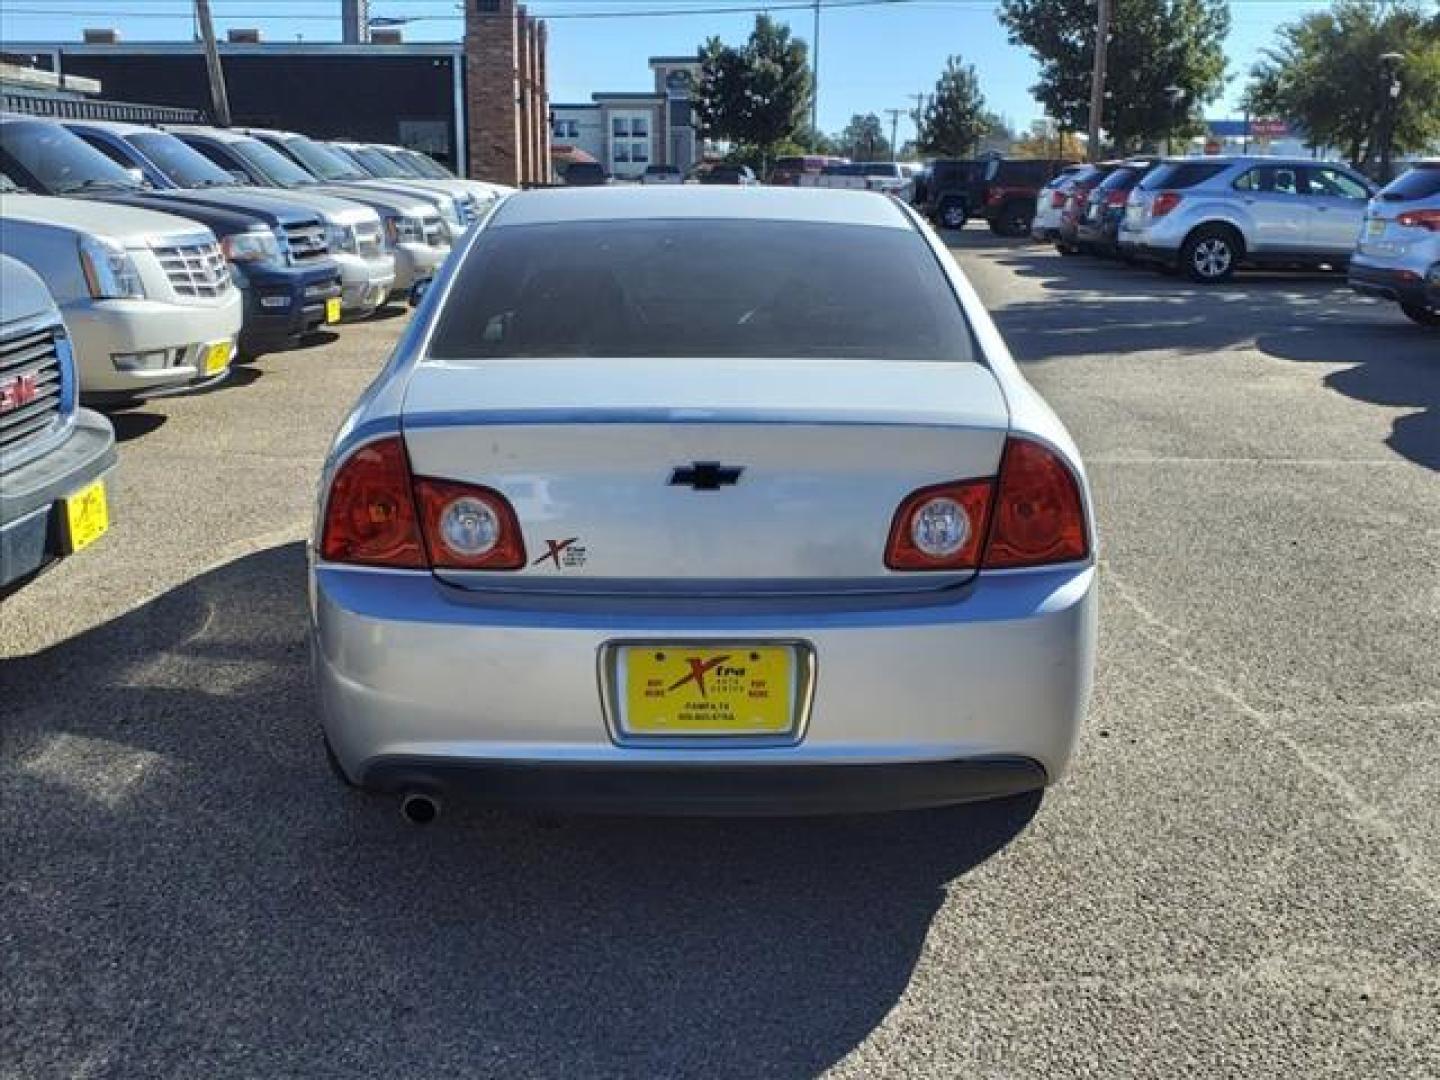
[73,131,137,169]
[0,120,141,194]
[1381,165,1440,202]
[428,219,974,363]
[1096,166,1147,192]
[1233,165,1301,195]
[279,135,368,181]
[129,131,237,187]
[231,138,317,186]
[1142,162,1227,190]
[1307,167,1369,200]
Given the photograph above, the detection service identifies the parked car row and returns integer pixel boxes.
[0,114,513,591]
[1028,153,1439,328]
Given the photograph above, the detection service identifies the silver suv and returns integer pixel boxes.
[1349,161,1440,327]
[1119,156,1376,283]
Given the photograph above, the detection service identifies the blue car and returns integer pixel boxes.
[0,116,342,358]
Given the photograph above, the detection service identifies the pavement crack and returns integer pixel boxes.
[1100,558,1440,910]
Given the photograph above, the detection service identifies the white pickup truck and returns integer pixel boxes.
[0,189,243,401]
[799,162,914,200]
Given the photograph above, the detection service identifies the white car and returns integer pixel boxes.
[0,190,242,401]
[309,187,1097,823]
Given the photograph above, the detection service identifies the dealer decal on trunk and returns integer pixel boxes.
[533,537,587,569]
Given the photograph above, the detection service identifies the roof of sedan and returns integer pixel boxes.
[490,186,916,230]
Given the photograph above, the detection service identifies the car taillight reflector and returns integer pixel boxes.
[983,437,1089,569]
[414,478,526,570]
[1106,188,1129,207]
[1050,190,1067,208]
[1397,208,1440,231]
[885,480,993,570]
[1151,192,1183,218]
[319,436,425,568]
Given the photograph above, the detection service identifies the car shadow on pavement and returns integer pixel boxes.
[960,236,1439,473]
[2,542,1040,1078]
[104,410,168,443]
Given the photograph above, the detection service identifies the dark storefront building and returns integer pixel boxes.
[13,43,468,172]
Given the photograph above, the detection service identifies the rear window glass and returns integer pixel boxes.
[1141,162,1227,190]
[1381,165,1440,201]
[428,219,974,363]
[1097,166,1145,191]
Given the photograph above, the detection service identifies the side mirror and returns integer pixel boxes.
[408,278,432,308]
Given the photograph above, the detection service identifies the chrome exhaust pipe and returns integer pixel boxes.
[399,791,441,825]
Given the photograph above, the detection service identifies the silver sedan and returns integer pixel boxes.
[309,186,1097,822]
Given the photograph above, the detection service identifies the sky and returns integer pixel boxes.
[0,0,1336,145]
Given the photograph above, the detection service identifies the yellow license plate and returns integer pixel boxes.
[202,341,231,376]
[620,644,797,736]
[325,297,342,324]
[62,479,109,554]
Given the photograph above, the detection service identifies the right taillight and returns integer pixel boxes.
[1050,190,1067,208]
[1151,191,1183,218]
[319,436,525,570]
[983,437,1089,569]
[1397,208,1440,232]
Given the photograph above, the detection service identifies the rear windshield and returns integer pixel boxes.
[428,219,974,363]
[1141,162,1227,190]
[1097,166,1145,191]
[1380,165,1440,202]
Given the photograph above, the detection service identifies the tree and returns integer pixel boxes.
[1247,0,1440,168]
[692,15,812,166]
[912,56,994,157]
[999,0,1230,154]
[835,113,891,160]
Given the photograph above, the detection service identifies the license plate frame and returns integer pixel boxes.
[61,479,109,554]
[599,639,817,747]
[325,297,342,324]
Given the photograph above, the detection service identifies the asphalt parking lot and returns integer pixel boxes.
[3,234,1437,1079]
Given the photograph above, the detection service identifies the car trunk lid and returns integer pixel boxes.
[401,357,1011,593]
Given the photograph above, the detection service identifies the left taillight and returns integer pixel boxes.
[319,436,426,568]
[319,436,525,570]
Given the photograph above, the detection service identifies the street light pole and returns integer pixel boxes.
[1376,52,1404,184]
[1086,0,1112,162]
[810,0,821,135]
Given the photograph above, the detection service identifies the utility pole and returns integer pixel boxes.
[884,108,904,161]
[195,0,231,126]
[1086,0,1111,162]
[810,0,821,135]
[909,92,926,154]
[1376,52,1404,184]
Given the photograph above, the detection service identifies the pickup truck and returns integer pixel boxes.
[170,127,448,299]
[0,255,117,591]
[799,161,912,200]
[0,116,342,358]
[60,120,394,321]
[0,187,242,401]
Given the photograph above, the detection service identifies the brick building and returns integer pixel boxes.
[5,0,549,185]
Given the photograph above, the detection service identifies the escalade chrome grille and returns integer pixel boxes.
[0,322,64,457]
[154,240,232,298]
[354,220,384,260]
[284,221,329,262]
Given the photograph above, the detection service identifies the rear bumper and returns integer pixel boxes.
[1,409,116,588]
[361,755,1047,815]
[311,563,1097,812]
[1348,260,1432,306]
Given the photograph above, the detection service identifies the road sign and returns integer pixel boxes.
[1250,119,1289,139]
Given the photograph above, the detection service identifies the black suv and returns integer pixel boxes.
[914,160,986,229]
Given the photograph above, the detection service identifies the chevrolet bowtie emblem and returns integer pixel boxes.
[669,462,744,491]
